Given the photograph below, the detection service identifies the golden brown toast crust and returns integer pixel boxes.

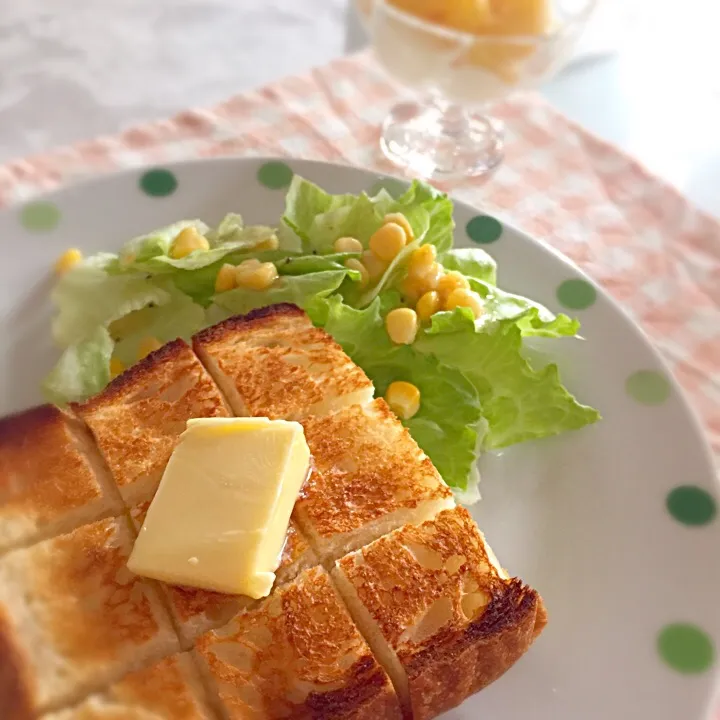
[192,304,373,420]
[74,340,230,503]
[294,399,452,556]
[195,566,402,720]
[191,303,306,345]
[0,607,34,720]
[0,405,120,553]
[406,579,543,718]
[336,507,545,720]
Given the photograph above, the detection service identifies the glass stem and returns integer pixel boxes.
[439,103,471,139]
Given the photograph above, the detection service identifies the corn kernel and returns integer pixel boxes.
[255,235,279,251]
[109,358,125,379]
[369,223,407,262]
[138,336,163,360]
[416,290,441,323]
[362,250,388,281]
[385,381,421,420]
[407,244,437,279]
[334,236,364,254]
[345,258,370,288]
[399,275,425,304]
[445,288,484,319]
[437,270,470,300]
[170,227,210,259]
[237,258,261,270]
[386,307,418,345]
[383,213,415,242]
[235,261,279,291]
[170,226,210,260]
[215,263,237,293]
[420,262,444,292]
[55,248,83,275]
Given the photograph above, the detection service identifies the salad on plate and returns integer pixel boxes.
[45,175,600,501]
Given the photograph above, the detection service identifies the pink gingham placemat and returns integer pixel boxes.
[1,51,718,467]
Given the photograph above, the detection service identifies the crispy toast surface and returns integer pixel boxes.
[43,653,214,720]
[294,399,454,563]
[74,340,230,505]
[0,516,178,713]
[333,506,546,719]
[193,305,374,420]
[0,405,122,554]
[0,304,546,719]
[194,566,402,720]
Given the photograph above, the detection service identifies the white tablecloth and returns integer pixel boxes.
[0,0,346,161]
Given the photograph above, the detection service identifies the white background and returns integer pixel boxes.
[0,0,718,216]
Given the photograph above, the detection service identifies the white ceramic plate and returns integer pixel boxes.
[1,157,719,719]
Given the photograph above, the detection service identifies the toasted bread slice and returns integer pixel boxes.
[0,405,123,554]
[129,504,317,647]
[0,516,179,714]
[43,653,214,720]
[74,340,230,506]
[293,399,455,564]
[194,566,402,720]
[332,507,546,720]
[192,305,374,420]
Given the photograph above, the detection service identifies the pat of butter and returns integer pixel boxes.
[127,417,310,598]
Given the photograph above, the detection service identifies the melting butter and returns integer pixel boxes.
[127,417,310,598]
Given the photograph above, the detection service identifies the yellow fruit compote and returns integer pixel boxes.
[363,0,556,100]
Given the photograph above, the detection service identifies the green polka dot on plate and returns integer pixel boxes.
[626,370,671,405]
[20,201,60,232]
[556,279,596,310]
[466,215,503,245]
[140,168,178,197]
[257,161,293,190]
[658,623,714,674]
[368,178,409,199]
[666,486,717,526]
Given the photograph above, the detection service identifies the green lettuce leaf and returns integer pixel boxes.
[212,270,352,316]
[111,288,207,366]
[169,251,360,308]
[282,176,453,254]
[126,228,278,276]
[282,177,370,251]
[205,213,277,247]
[276,253,359,275]
[52,263,171,347]
[117,220,209,267]
[314,296,483,493]
[440,248,497,285]
[395,182,454,254]
[42,326,113,405]
[416,311,600,449]
[468,279,579,337]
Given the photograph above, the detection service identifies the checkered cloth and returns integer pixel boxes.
[1,51,718,467]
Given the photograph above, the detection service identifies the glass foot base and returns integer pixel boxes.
[380,100,504,181]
